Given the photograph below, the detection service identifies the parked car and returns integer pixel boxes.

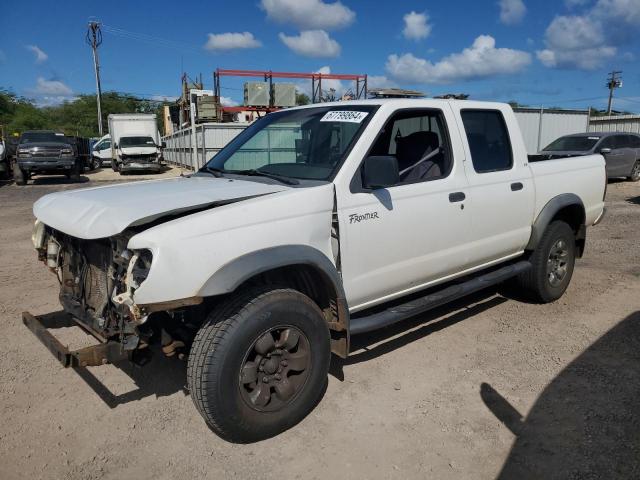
[25,100,606,442]
[91,134,111,168]
[108,114,165,174]
[13,130,81,185]
[541,132,640,181]
[0,139,6,178]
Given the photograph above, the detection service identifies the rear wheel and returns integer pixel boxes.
[629,160,640,182]
[13,164,26,185]
[513,221,576,303]
[187,287,331,443]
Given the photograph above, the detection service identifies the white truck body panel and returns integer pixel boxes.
[128,184,335,304]
[33,176,289,240]
[33,99,606,315]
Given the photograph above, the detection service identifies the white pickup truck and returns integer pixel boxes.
[25,99,606,443]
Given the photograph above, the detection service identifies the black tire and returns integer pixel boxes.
[514,221,576,303]
[94,158,102,169]
[629,160,640,182]
[13,164,26,185]
[187,287,331,443]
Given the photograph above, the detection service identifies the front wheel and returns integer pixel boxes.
[13,164,27,185]
[629,160,640,182]
[513,221,576,303]
[187,288,331,443]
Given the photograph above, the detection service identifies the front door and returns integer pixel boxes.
[338,107,471,312]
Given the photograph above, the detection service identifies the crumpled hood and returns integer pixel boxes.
[120,146,158,155]
[33,176,290,239]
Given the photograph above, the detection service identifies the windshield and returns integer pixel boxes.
[120,136,156,148]
[204,105,377,181]
[543,136,600,152]
[20,132,66,144]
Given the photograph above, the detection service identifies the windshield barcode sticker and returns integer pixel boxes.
[320,111,369,123]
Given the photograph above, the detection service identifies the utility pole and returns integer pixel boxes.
[86,21,104,135]
[606,70,622,116]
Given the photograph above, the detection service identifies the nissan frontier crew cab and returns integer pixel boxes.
[25,99,606,443]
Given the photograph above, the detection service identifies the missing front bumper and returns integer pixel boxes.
[22,311,129,368]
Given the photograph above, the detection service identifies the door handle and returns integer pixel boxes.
[449,192,466,203]
[511,182,523,191]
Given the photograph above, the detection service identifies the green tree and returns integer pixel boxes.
[296,92,311,106]
[0,88,169,138]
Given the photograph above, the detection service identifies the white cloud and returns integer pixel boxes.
[367,75,397,89]
[32,77,72,96]
[26,45,48,63]
[279,30,341,57]
[203,32,261,51]
[220,96,238,107]
[260,0,355,30]
[538,0,640,70]
[26,77,75,106]
[386,35,531,84]
[402,11,432,41]
[565,0,589,7]
[151,95,178,102]
[499,0,527,25]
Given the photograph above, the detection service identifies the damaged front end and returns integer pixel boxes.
[28,220,198,366]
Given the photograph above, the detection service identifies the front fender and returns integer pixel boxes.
[199,244,345,299]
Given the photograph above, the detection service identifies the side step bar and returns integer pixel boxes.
[349,261,531,336]
[22,311,128,368]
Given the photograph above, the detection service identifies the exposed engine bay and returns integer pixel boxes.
[33,221,198,363]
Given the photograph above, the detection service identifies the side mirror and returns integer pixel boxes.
[161,141,167,149]
[362,155,399,189]
[113,143,119,149]
[600,147,612,155]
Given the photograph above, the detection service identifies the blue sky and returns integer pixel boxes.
[1,0,639,112]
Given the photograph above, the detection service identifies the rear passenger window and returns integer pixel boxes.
[461,110,513,173]
[625,135,640,148]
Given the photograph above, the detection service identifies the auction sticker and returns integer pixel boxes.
[320,111,369,123]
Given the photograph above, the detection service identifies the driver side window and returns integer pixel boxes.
[368,109,452,186]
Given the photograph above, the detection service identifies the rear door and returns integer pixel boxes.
[454,107,535,267]
[599,135,633,177]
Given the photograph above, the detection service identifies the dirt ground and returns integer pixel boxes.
[0,168,639,480]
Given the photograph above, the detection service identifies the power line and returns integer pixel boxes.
[101,24,202,54]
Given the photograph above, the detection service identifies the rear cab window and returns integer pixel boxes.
[460,110,513,173]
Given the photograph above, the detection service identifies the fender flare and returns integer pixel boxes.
[526,193,585,251]
[198,245,350,356]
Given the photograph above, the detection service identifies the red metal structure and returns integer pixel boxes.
[213,68,368,112]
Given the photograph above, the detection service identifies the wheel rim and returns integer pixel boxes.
[547,239,569,287]
[632,162,640,179]
[239,326,311,412]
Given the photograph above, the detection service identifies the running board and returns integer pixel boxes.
[349,261,531,336]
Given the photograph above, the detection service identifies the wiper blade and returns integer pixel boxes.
[200,166,226,178]
[233,169,299,185]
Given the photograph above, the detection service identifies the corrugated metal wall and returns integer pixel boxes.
[163,123,250,169]
[513,108,590,153]
[589,115,640,133]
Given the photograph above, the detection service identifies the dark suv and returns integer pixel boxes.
[14,130,81,185]
[541,132,640,181]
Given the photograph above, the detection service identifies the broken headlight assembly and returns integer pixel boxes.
[112,248,153,324]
